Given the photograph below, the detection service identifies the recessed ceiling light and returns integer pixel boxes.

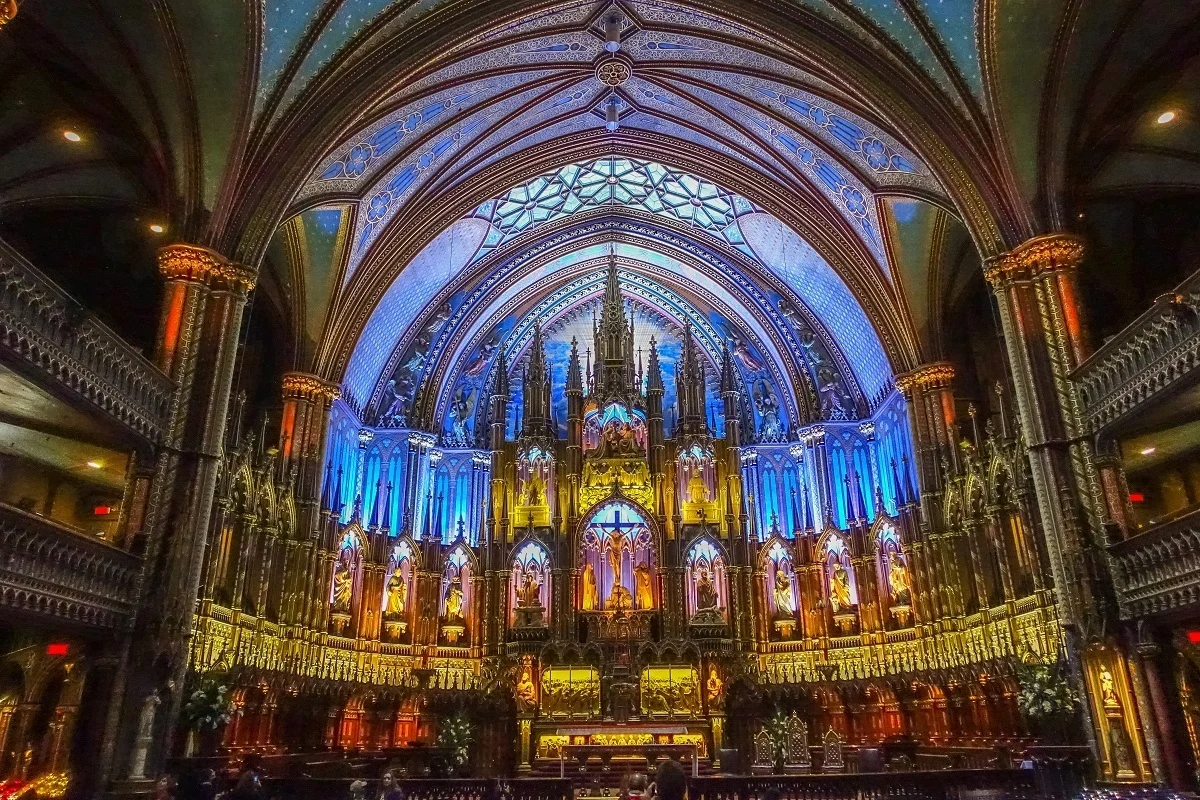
[1156,111,1177,125]
[62,130,82,142]
[149,223,165,234]
[1140,447,1156,456]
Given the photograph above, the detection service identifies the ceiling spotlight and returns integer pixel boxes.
[604,13,622,53]
[605,97,620,132]
[1140,447,1156,456]
[86,460,103,469]
[62,130,82,143]
[149,223,165,234]
[1156,110,1177,125]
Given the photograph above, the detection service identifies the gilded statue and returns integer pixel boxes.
[515,662,537,711]
[887,552,911,605]
[581,562,599,610]
[830,561,852,612]
[331,560,353,612]
[1100,666,1120,708]
[383,569,407,618]
[516,569,541,607]
[522,471,546,507]
[773,567,796,617]
[696,567,718,610]
[687,468,709,504]
[706,667,723,703]
[634,561,654,609]
[444,575,464,621]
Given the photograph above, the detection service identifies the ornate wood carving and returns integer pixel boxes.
[0,240,174,444]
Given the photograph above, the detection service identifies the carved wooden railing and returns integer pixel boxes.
[0,502,141,628]
[690,769,1040,800]
[1074,267,1200,433]
[1110,506,1200,619]
[0,240,173,444]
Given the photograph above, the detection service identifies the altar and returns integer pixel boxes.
[534,722,711,773]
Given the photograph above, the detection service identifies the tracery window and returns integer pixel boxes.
[472,158,759,265]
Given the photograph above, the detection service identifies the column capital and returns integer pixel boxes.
[894,362,955,397]
[282,371,341,402]
[157,243,257,293]
[984,233,1085,287]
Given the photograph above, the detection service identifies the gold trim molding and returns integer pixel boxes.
[157,244,257,292]
[894,363,955,397]
[985,234,1085,287]
[282,372,341,402]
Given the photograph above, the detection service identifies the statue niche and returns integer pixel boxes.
[685,537,728,631]
[822,533,858,634]
[580,501,655,612]
[876,522,913,628]
[764,539,799,640]
[514,444,553,528]
[579,403,653,515]
[328,530,363,636]
[440,546,473,644]
[381,540,415,641]
[510,541,550,629]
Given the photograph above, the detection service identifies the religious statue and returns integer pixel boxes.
[331,560,353,612]
[581,562,599,611]
[444,575,464,622]
[887,552,911,605]
[515,662,537,712]
[687,467,709,504]
[696,567,719,611]
[522,470,546,506]
[830,561,852,613]
[706,667,723,704]
[1100,666,1120,708]
[128,690,161,779]
[773,567,797,617]
[378,378,409,427]
[634,561,654,610]
[517,569,541,607]
[448,385,476,446]
[606,531,633,608]
[384,568,407,618]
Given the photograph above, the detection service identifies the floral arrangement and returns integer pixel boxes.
[1016,663,1080,721]
[437,710,474,769]
[182,673,236,732]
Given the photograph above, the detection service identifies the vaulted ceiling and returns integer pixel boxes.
[1,0,1197,412]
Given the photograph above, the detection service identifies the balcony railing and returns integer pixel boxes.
[1110,505,1200,620]
[0,501,141,629]
[1074,267,1200,433]
[0,240,174,444]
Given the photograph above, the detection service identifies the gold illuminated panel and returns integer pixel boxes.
[640,665,700,717]
[591,732,655,746]
[536,734,570,760]
[540,666,601,717]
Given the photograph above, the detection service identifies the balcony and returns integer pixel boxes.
[1074,267,1200,435]
[0,500,141,629]
[0,240,173,445]
[1110,505,1200,620]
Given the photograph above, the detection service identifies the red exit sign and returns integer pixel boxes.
[46,643,68,656]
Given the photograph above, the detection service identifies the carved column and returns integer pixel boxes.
[985,234,1112,627]
[894,363,956,497]
[986,233,1117,765]
[103,244,256,789]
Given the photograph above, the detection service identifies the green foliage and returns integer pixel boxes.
[182,673,236,733]
[1016,663,1080,722]
[437,710,474,768]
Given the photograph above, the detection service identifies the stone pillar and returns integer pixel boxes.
[894,362,956,497]
[984,233,1114,764]
[1137,640,1190,789]
[103,244,256,789]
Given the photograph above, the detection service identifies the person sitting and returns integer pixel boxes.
[649,759,686,800]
